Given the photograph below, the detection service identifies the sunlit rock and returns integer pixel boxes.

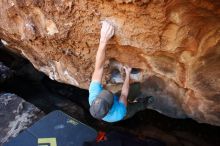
[0,0,220,126]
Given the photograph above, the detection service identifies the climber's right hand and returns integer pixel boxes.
[100,21,114,43]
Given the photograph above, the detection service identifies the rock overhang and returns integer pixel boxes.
[0,0,220,126]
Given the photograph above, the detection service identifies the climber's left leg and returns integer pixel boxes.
[124,96,153,119]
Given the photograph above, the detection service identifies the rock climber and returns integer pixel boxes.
[89,21,152,122]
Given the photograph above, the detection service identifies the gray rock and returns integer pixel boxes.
[0,93,44,144]
[0,62,13,83]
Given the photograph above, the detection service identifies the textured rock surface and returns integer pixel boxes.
[0,0,220,125]
[0,62,13,83]
[0,93,44,144]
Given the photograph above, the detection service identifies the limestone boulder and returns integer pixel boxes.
[0,93,44,144]
[0,0,220,125]
[0,62,13,83]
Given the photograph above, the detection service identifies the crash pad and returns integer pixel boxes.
[4,110,97,146]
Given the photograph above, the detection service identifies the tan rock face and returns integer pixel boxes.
[0,0,220,125]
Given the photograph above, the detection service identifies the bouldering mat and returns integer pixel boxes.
[4,110,97,146]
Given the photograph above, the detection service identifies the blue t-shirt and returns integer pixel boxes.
[89,81,127,122]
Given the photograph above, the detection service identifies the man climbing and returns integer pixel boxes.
[89,21,151,122]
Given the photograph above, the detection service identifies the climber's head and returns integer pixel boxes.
[90,90,114,120]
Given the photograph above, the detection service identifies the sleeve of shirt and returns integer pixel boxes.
[102,100,127,123]
[114,102,127,121]
[88,81,103,105]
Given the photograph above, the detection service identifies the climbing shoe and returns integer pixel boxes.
[135,96,154,106]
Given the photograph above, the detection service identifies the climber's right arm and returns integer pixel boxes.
[92,21,114,83]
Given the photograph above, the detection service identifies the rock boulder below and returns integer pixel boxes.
[0,93,44,144]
